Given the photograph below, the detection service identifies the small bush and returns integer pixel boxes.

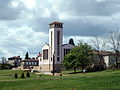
[26,72,30,78]
[14,73,18,78]
[39,75,41,77]
[0,64,12,70]
[20,73,25,78]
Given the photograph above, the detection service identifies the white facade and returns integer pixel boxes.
[49,27,63,64]
[39,22,75,73]
[103,56,109,67]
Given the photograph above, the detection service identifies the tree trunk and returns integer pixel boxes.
[115,50,119,69]
[74,67,76,73]
[82,67,84,73]
[99,54,102,71]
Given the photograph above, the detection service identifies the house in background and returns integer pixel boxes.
[7,56,22,67]
[94,51,120,69]
[20,58,39,70]
[103,52,120,68]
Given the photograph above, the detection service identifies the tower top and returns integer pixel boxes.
[49,21,63,28]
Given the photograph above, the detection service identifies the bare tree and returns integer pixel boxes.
[1,57,7,64]
[91,37,107,70]
[107,31,120,69]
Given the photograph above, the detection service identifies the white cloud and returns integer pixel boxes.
[0,24,48,59]
[1,0,120,59]
[63,36,94,45]
[20,0,36,9]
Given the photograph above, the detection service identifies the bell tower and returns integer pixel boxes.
[49,22,63,72]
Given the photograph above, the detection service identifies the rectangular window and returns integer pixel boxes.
[43,49,48,60]
[64,49,66,56]
[51,31,53,55]
[29,62,31,65]
[40,58,42,61]
[26,62,28,65]
[57,57,60,61]
[34,62,37,65]
[32,62,34,65]
[64,49,71,56]
[57,31,60,56]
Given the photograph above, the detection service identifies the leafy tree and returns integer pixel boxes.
[69,38,75,46]
[63,53,80,72]
[0,64,12,70]
[26,72,30,78]
[63,42,94,72]
[14,73,18,78]
[74,42,94,72]
[20,73,25,78]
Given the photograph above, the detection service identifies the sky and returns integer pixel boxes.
[0,0,120,59]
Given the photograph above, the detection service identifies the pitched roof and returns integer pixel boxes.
[8,56,22,60]
[93,51,115,56]
[62,43,75,46]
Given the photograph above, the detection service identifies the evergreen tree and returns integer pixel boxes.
[25,52,29,59]
[26,72,30,78]
[14,73,18,78]
[20,73,25,78]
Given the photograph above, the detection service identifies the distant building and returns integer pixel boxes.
[8,56,22,67]
[20,59,39,70]
[94,51,120,69]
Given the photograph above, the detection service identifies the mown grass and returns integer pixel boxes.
[0,70,120,90]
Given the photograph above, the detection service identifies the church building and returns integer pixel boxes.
[38,22,75,73]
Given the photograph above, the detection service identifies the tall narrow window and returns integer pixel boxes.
[57,31,60,56]
[43,49,48,60]
[51,31,53,55]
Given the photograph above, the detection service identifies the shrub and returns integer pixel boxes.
[20,73,25,78]
[26,72,30,78]
[0,64,12,70]
[14,73,18,78]
[39,75,41,77]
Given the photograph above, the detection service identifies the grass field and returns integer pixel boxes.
[0,70,120,90]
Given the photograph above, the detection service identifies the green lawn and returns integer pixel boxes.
[0,70,120,90]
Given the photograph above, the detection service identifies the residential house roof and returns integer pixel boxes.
[8,56,22,60]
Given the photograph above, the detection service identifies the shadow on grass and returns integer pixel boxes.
[68,69,106,74]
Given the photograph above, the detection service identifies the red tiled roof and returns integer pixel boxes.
[49,21,63,25]
[93,51,114,55]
